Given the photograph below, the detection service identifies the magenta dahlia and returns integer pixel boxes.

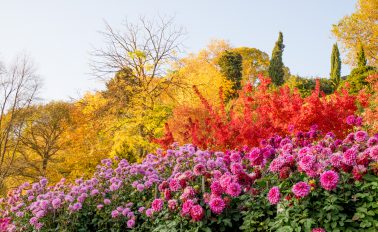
[190,204,205,221]
[312,228,326,232]
[181,199,194,216]
[209,196,225,214]
[210,181,223,196]
[355,131,368,142]
[151,198,164,212]
[193,164,206,176]
[169,178,181,192]
[168,199,177,211]
[292,182,310,198]
[299,155,316,171]
[267,186,281,205]
[370,146,378,161]
[320,170,339,191]
[225,182,242,197]
[343,148,357,166]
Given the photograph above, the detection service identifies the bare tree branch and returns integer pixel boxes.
[90,16,186,108]
[0,55,41,190]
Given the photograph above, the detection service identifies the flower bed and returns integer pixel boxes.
[1,126,378,231]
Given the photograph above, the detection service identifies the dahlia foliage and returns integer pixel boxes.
[1,122,378,231]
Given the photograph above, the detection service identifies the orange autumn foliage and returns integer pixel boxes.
[363,74,378,133]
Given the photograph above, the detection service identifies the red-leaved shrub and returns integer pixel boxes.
[157,76,366,150]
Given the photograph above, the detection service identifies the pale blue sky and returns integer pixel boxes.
[0,0,356,101]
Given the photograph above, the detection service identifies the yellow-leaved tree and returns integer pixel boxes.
[167,40,234,107]
[61,93,114,179]
[332,0,378,67]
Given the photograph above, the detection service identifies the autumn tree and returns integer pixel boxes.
[166,40,233,107]
[268,32,285,86]
[92,16,185,159]
[332,0,378,67]
[330,43,341,88]
[0,56,40,193]
[217,50,243,100]
[233,47,269,85]
[346,44,377,94]
[15,102,71,182]
[61,93,114,179]
[91,16,185,109]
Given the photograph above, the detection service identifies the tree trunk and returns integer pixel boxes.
[42,157,48,177]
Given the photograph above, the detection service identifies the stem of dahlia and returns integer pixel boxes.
[201,176,205,193]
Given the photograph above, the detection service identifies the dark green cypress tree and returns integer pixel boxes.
[357,43,367,68]
[218,50,243,101]
[346,43,376,93]
[268,32,285,86]
[330,43,341,87]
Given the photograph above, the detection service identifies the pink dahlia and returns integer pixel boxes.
[212,170,222,179]
[209,197,225,215]
[269,158,285,172]
[181,199,194,216]
[219,174,233,189]
[90,189,99,196]
[163,189,171,200]
[312,228,326,232]
[292,182,310,198]
[127,219,135,228]
[104,199,111,205]
[343,148,357,166]
[158,181,169,191]
[145,208,153,217]
[352,165,367,181]
[122,208,130,216]
[180,186,196,200]
[267,186,281,205]
[169,178,181,192]
[203,192,211,204]
[111,210,119,218]
[230,152,242,162]
[370,146,378,161]
[210,181,224,196]
[355,116,363,126]
[0,217,11,231]
[226,182,242,197]
[355,131,368,142]
[230,163,244,175]
[249,148,263,166]
[190,204,205,221]
[367,137,378,147]
[346,115,356,125]
[279,166,291,179]
[320,170,339,191]
[168,199,177,210]
[193,164,206,176]
[151,198,164,212]
[51,198,62,209]
[299,155,316,171]
[330,153,342,168]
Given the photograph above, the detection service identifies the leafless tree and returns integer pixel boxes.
[91,16,186,108]
[0,55,40,193]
